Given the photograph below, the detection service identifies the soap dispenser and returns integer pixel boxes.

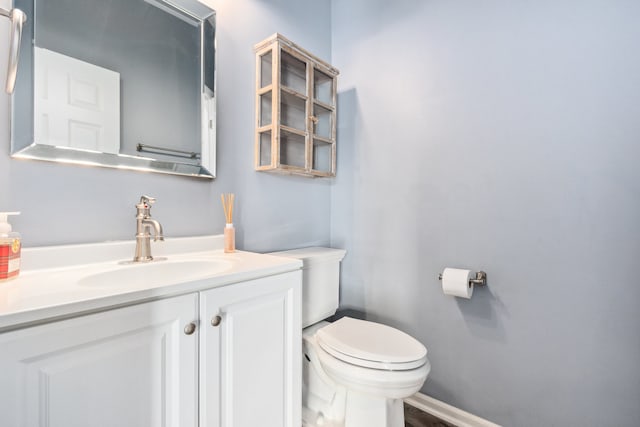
[0,212,21,281]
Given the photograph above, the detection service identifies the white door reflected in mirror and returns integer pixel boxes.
[35,47,120,154]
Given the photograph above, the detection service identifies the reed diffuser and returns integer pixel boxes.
[221,193,235,253]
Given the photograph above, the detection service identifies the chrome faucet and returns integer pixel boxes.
[133,195,164,262]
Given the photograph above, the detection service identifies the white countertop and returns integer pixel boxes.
[0,235,302,332]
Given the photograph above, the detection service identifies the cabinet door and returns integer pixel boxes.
[0,294,199,427]
[200,271,301,427]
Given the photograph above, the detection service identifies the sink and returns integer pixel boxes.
[78,258,233,288]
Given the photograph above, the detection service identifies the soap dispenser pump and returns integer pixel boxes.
[0,212,21,281]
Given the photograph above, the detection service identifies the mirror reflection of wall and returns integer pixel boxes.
[12,0,216,178]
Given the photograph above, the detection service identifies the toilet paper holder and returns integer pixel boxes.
[438,270,487,287]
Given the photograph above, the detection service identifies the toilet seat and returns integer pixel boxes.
[315,317,427,371]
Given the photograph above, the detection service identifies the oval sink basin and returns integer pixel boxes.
[79,258,233,288]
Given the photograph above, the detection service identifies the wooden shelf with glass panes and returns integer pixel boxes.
[254,33,339,177]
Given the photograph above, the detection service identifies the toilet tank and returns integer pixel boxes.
[269,247,346,328]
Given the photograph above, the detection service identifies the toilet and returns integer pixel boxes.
[270,247,430,427]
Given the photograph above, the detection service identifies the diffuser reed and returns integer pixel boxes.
[221,193,235,253]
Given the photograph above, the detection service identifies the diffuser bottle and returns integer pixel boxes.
[0,212,21,282]
[221,193,235,253]
[224,223,235,253]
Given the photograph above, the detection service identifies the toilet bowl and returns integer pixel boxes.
[269,247,430,427]
[303,318,430,427]
[314,317,430,397]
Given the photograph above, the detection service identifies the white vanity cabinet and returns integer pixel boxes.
[200,271,301,427]
[0,270,301,427]
[0,293,200,427]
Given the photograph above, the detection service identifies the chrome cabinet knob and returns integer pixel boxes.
[184,322,197,335]
[211,315,222,327]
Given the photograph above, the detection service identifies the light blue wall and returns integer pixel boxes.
[331,0,640,426]
[0,0,332,251]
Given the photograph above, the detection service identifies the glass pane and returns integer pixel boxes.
[260,51,272,88]
[259,131,272,166]
[280,130,305,168]
[260,91,272,126]
[314,69,333,105]
[313,104,332,139]
[281,91,306,131]
[313,139,332,173]
[280,51,306,94]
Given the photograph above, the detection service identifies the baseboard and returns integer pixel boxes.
[404,392,501,427]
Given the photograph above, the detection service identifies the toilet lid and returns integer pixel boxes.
[315,317,427,371]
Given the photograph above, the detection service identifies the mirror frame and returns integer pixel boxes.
[10,0,216,179]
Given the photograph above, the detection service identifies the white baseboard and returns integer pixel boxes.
[404,392,501,427]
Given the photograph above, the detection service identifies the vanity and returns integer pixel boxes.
[0,236,302,427]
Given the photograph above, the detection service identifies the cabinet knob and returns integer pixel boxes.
[211,315,222,327]
[184,322,197,335]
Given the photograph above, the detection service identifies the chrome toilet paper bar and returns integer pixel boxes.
[438,270,487,287]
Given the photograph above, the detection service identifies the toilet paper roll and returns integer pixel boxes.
[441,268,474,299]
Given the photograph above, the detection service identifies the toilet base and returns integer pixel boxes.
[303,389,405,427]
[344,391,405,427]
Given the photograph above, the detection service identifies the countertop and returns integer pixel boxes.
[0,235,302,332]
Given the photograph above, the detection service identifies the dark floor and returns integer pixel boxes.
[404,403,456,427]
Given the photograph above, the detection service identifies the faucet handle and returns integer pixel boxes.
[139,195,156,207]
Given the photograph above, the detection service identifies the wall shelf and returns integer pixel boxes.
[254,33,339,177]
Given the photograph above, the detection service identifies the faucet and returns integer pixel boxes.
[133,195,164,262]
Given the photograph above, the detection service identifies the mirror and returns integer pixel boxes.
[11,0,216,179]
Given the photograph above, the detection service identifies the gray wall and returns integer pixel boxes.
[0,0,333,250]
[330,0,640,426]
